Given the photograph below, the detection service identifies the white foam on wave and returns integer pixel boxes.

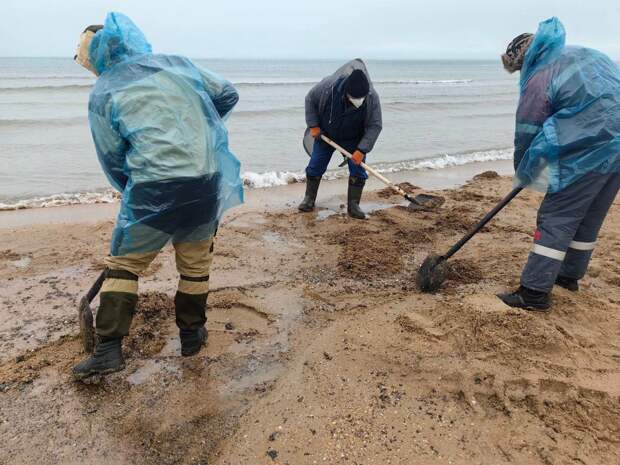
[371,148,512,173]
[0,190,120,211]
[241,148,511,188]
[232,78,473,87]
[242,171,305,188]
[0,148,511,209]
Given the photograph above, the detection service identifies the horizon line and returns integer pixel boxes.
[0,56,505,61]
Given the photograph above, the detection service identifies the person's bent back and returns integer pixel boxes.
[72,12,243,380]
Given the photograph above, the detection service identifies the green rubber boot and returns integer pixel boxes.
[175,289,209,356]
[298,176,322,212]
[73,337,124,380]
[347,176,366,220]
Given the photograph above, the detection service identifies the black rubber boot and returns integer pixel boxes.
[497,286,551,312]
[347,176,366,220]
[72,337,124,381]
[298,175,321,212]
[555,275,579,292]
[180,327,208,356]
[175,288,209,356]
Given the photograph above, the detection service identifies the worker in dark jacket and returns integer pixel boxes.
[497,18,620,312]
[299,59,382,219]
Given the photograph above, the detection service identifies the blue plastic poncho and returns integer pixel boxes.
[87,12,243,256]
[513,17,620,193]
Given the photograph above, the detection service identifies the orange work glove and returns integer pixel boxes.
[310,126,321,139]
[351,150,365,166]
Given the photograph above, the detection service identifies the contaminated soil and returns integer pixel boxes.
[0,173,619,465]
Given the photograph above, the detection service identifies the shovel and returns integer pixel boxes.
[302,129,445,211]
[77,270,105,353]
[417,187,523,293]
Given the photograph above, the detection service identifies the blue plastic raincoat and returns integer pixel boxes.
[513,17,620,193]
[87,12,243,256]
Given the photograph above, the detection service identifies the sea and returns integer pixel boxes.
[0,58,519,209]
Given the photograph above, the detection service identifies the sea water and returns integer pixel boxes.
[0,58,518,208]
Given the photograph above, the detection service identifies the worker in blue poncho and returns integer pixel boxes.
[72,12,243,380]
[497,17,620,312]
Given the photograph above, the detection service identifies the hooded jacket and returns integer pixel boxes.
[87,12,243,256]
[513,17,620,193]
[304,59,382,154]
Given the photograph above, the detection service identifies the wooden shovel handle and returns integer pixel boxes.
[320,135,410,198]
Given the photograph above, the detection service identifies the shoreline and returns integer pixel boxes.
[0,168,618,464]
[0,159,513,228]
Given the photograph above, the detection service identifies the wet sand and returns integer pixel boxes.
[1,166,619,465]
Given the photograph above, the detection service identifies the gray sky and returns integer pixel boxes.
[2,0,619,59]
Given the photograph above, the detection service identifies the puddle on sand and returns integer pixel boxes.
[316,201,405,221]
[261,231,304,248]
[127,358,180,386]
[218,287,308,397]
[316,208,341,220]
[227,212,267,229]
[10,256,32,269]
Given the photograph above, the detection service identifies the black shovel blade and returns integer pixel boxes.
[302,128,314,157]
[78,296,96,353]
[417,254,448,293]
[406,193,445,211]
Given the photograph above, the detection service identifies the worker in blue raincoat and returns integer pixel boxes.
[72,12,243,380]
[497,17,620,312]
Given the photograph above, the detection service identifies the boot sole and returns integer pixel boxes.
[555,284,579,292]
[520,305,551,313]
[498,297,551,313]
[72,363,125,382]
[181,332,208,357]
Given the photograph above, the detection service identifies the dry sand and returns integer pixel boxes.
[0,173,618,465]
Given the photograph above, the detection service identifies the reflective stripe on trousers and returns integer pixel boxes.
[521,172,619,292]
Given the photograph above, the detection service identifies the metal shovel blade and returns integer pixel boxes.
[406,193,445,211]
[416,254,448,293]
[78,296,96,353]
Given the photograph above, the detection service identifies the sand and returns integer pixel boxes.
[0,172,618,465]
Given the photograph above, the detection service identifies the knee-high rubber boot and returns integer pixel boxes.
[73,269,138,380]
[298,175,322,212]
[175,274,209,356]
[347,176,366,220]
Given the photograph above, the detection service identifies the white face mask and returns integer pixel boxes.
[74,31,98,75]
[348,95,366,109]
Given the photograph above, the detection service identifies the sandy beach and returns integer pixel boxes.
[1,167,619,465]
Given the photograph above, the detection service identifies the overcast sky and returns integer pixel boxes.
[1,0,619,59]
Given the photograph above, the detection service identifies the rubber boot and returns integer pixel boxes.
[298,175,321,212]
[175,289,209,356]
[179,327,208,356]
[497,286,551,312]
[347,176,366,220]
[73,337,124,380]
[73,271,137,380]
[555,275,579,292]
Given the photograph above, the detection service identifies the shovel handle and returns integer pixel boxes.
[444,187,523,260]
[320,135,410,198]
[86,271,106,303]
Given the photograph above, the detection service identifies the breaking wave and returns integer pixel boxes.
[233,78,473,87]
[0,190,120,211]
[0,116,86,127]
[0,83,93,92]
[0,78,473,92]
[0,148,511,210]
[242,147,511,188]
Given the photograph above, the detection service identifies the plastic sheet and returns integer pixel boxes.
[514,17,620,193]
[87,12,243,255]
